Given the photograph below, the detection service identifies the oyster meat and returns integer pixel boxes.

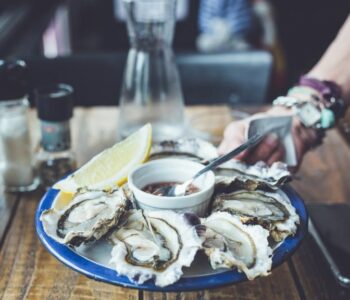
[215,161,291,190]
[212,190,300,242]
[201,212,272,280]
[40,189,128,247]
[109,210,202,287]
[150,138,218,162]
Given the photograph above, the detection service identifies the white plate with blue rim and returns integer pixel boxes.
[35,186,308,292]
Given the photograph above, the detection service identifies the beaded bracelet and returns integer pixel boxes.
[299,76,346,120]
[272,94,326,147]
[274,76,346,131]
[287,86,320,102]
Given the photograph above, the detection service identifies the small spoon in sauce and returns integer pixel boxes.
[154,134,264,197]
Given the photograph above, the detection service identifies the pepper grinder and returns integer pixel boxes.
[35,84,76,189]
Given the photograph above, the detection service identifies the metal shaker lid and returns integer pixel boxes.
[35,83,74,122]
[0,59,28,99]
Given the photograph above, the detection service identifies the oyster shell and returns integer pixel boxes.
[201,212,272,280]
[215,161,291,190]
[150,138,217,162]
[212,190,300,242]
[40,189,128,247]
[109,210,202,287]
[151,139,290,190]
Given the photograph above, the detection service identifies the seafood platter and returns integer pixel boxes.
[35,128,308,292]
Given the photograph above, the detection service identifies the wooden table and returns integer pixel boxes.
[1,106,350,300]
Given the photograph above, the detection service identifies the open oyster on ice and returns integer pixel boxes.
[201,212,272,280]
[109,210,202,287]
[212,190,300,242]
[40,189,128,247]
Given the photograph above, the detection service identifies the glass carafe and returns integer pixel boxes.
[118,0,185,142]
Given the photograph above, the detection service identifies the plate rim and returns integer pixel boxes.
[35,185,308,292]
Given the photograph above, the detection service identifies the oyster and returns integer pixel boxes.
[202,212,272,280]
[40,189,128,247]
[109,210,202,287]
[212,190,299,242]
[215,161,291,190]
[150,138,217,162]
[151,139,290,190]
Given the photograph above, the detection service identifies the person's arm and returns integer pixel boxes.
[219,15,350,170]
[308,15,350,105]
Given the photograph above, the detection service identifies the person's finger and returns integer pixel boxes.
[245,133,280,164]
[267,143,285,166]
[292,123,307,163]
[297,126,314,151]
[218,120,247,158]
[218,140,249,159]
[303,127,318,150]
[218,139,238,154]
[293,118,317,152]
[233,149,249,160]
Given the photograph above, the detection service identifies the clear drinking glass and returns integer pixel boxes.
[118,0,186,142]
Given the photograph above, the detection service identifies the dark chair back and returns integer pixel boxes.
[26,51,272,106]
[178,51,272,104]
[27,54,125,106]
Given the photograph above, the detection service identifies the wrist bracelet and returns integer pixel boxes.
[299,75,346,119]
[287,86,320,101]
[272,96,325,147]
[274,76,346,131]
[273,96,335,130]
[299,75,341,99]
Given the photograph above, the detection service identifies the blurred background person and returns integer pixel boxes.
[196,0,255,52]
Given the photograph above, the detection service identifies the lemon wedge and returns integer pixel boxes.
[53,123,152,193]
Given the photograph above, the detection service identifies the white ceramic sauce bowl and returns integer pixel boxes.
[128,158,215,217]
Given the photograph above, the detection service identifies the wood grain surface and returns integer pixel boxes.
[292,128,350,204]
[0,191,139,300]
[290,236,350,300]
[0,106,348,300]
[144,263,300,300]
[0,193,19,247]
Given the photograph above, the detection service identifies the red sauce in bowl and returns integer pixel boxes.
[142,181,200,196]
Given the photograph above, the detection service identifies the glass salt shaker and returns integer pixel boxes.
[0,60,38,192]
[118,0,186,142]
[35,84,76,189]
